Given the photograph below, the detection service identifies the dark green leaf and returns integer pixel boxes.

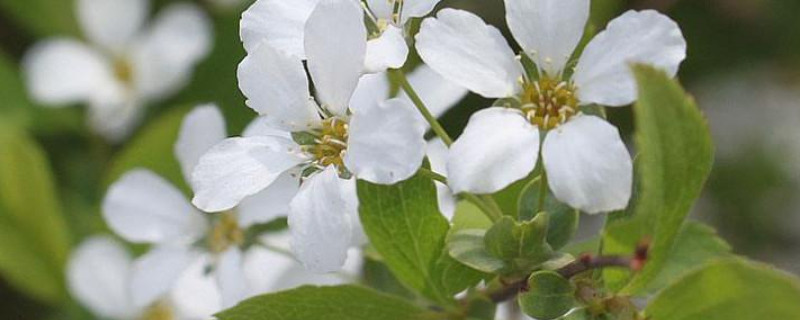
[484,214,553,271]
[602,65,714,294]
[518,177,580,249]
[0,0,80,36]
[358,170,485,304]
[646,259,800,320]
[518,271,576,320]
[216,285,433,320]
[0,127,70,303]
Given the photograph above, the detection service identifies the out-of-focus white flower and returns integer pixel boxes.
[415,0,687,214]
[193,0,427,273]
[240,0,441,72]
[102,105,355,313]
[22,0,212,142]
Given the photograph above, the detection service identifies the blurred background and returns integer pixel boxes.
[0,0,799,318]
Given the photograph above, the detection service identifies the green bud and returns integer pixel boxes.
[518,271,576,320]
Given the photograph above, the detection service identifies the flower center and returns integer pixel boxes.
[520,76,579,130]
[113,57,134,86]
[140,301,173,320]
[208,212,244,254]
[301,117,349,171]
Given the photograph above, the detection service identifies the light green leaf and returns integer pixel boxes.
[0,127,70,303]
[518,271,575,320]
[0,0,80,37]
[646,259,800,320]
[447,229,506,274]
[0,50,32,128]
[484,215,552,266]
[358,170,485,304]
[105,105,195,192]
[603,65,714,294]
[216,285,434,320]
[451,201,493,233]
[518,177,580,249]
[642,222,732,294]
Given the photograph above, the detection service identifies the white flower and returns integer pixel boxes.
[101,105,353,313]
[240,0,441,72]
[193,0,427,273]
[415,0,687,214]
[22,0,212,142]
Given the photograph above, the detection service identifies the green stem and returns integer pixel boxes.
[392,69,454,146]
[463,193,503,222]
[418,167,447,183]
[537,170,548,211]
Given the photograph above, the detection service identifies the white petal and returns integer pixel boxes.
[243,116,294,139]
[67,237,137,319]
[542,115,633,213]
[345,98,427,184]
[447,107,539,194]
[191,136,305,212]
[240,0,319,58]
[364,26,408,73]
[131,3,212,100]
[175,104,227,186]
[170,255,221,319]
[288,167,358,273]
[237,43,319,130]
[21,39,116,105]
[304,0,367,115]
[505,0,589,76]
[415,9,522,98]
[216,248,249,308]
[87,96,145,143]
[573,10,687,106]
[427,138,456,220]
[349,73,391,114]
[237,170,301,228]
[402,64,468,118]
[401,0,442,23]
[76,0,148,51]
[130,246,197,308]
[103,169,207,244]
[243,243,345,293]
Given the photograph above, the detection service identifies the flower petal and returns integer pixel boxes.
[349,73,391,114]
[304,0,367,115]
[447,107,539,194]
[240,0,319,58]
[175,104,227,185]
[130,246,197,308]
[427,138,456,220]
[401,0,442,23]
[364,25,409,73]
[237,43,319,130]
[345,98,427,184]
[542,115,633,213]
[415,9,522,98]
[76,0,148,51]
[242,116,293,139]
[170,255,221,319]
[191,136,306,212]
[103,169,207,244]
[86,96,144,143]
[505,0,589,76]
[237,170,301,228]
[131,3,212,101]
[401,64,468,118]
[21,39,116,105]
[288,167,358,273]
[216,248,249,308]
[573,10,687,106]
[67,237,137,319]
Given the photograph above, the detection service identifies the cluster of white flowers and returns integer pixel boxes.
[22,0,212,142]
[55,0,688,317]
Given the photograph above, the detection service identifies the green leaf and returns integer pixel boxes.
[602,65,714,294]
[451,201,493,233]
[216,285,433,320]
[646,259,800,320]
[642,222,732,294]
[0,127,70,303]
[447,229,506,274]
[518,271,576,320]
[358,170,485,304]
[518,177,580,249]
[0,50,32,128]
[492,172,536,217]
[106,105,195,192]
[484,214,554,274]
[0,0,80,36]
